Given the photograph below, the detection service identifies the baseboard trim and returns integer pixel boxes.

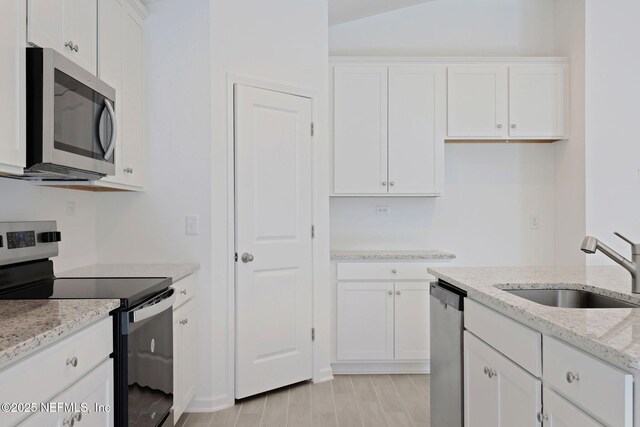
[186,393,234,413]
[331,361,430,374]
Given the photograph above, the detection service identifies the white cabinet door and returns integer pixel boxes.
[337,282,394,360]
[388,66,445,195]
[63,0,97,74]
[0,0,26,174]
[97,0,125,186]
[28,0,97,74]
[394,282,430,360]
[120,2,145,188]
[509,65,567,138]
[464,332,541,427]
[447,65,508,138]
[464,332,499,427]
[173,298,197,422]
[333,66,388,194]
[20,359,114,427]
[543,387,603,427]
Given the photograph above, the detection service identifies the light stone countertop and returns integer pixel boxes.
[60,263,200,283]
[331,250,456,261]
[0,299,119,370]
[428,266,640,372]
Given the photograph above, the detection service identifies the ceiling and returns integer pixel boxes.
[329,0,437,25]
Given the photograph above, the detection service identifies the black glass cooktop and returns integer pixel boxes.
[0,277,172,308]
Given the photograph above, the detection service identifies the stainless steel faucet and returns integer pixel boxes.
[581,232,640,293]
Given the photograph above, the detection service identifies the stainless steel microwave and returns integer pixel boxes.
[25,48,116,180]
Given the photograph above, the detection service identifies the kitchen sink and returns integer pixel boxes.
[503,288,639,309]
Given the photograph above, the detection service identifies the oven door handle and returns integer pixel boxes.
[102,99,117,161]
[129,289,176,323]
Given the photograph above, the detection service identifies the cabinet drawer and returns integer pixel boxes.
[337,262,434,281]
[543,336,633,427]
[465,300,541,376]
[0,317,112,426]
[173,274,196,309]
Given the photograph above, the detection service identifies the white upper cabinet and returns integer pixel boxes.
[97,0,146,190]
[333,66,388,195]
[332,63,445,196]
[447,65,509,139]
[447,62,568,141]
[509,65,567,138]
[0,0,26,174]
[388,66,445,195]
[28,0,98,74]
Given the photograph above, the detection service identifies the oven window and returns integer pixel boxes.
[53,70,115,163]
[127,306,173,427]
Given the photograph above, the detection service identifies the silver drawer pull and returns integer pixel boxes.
[396,290,401,295]
[63,415,75,426]
[387,290,393,296]
[66,356,78,368]
[180,319,189,325]
[537,412,548,422]
[566,371,580,383]
[391,269,398,274]
[180,289,187,295]
[483,366,496,378]
[74,412,83,422]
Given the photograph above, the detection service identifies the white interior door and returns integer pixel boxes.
[235,84,313,399]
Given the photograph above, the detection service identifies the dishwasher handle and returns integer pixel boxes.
[129,288,176,323]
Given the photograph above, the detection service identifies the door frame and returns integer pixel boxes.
[226,74,322,401]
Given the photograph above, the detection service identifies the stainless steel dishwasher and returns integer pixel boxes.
[430,280,466,427]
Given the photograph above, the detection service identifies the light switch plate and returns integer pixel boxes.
[186,215,199,235]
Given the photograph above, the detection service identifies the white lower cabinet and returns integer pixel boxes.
[337,282,395,360]
[464,331,541,427]
[336,282,430,361]
[172,275,198,423]
[543,387,602,427]
[20,359,114,427]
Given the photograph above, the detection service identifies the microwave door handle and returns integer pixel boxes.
[102,99,117,161]
[130,289,176,323]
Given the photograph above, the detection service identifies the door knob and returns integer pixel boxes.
[241,252,254,263]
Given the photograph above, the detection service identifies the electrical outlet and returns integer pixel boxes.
[530,214,540,230]
[376,206,390,216]
[185,215,199,235]
[66,202,76,217]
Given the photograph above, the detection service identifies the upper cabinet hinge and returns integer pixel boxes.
[311,225,315,238]
[312,328,315,341]
[311,123,315,137]
[234,253,238,262]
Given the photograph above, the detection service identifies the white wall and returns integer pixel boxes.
[209,0,331,408]
[585,0,640,264]
[330,0,556,56]
[329,0,559,266]
[95,0,214,403]
[0,180,97,273]
[331,144,557,266]
[553,0,586,266]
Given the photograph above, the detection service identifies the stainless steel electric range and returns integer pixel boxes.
[0,221,175,427]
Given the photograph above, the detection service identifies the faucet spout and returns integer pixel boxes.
[581,234,640,292]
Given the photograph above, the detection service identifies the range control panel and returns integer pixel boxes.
[0,221,60,266]
[6,231,36,249]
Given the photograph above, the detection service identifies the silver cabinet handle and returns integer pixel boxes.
[63,415,75,427]
[123,167,134,174]
[74,412,82,422]
[382,181,387,186]
[102,99,117,160]
[387,290,393,296]
[497,124,503,129]
[180,289,187,295]
[566,371,580,383]
[241,252,254,263]
[537,412,548,422]
[391,269,397,274]
[511,124,517,129]
[389,181,395,186]
[66,356,78,368]
[65,41,78,52]
[179,319,189,325]
[396,290,401,295]
[483,366,496,378]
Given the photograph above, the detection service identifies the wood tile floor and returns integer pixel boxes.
[177,374,430,427]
